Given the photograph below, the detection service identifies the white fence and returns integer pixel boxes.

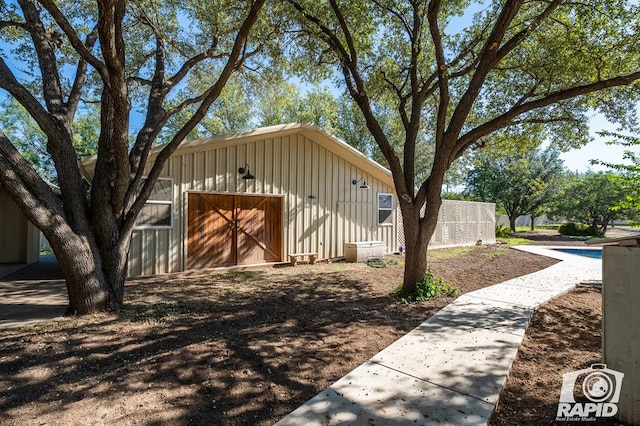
[398,199,496,250]
[497,214,548,228]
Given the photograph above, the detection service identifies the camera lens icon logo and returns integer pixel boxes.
[583,371,614,402]
[557,364,625,420]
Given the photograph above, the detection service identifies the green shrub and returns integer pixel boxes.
[392,269,460,303]
[558,222,597,237]
[495,224,513,238]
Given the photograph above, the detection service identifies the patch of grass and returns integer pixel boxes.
[428,246,477,260]
[219,288,238,300]
[366,258,387,268]
[514,225,560,233]
[392,269,460,303]
[299,282,318,292]
[384,258,400,266]
[484,249,502,259]
[485,237,532,259]
[514,226,553,233]
[217,271,256,282]
[498,236,532,245]
[484,245,508,259]
[127,302,187,323]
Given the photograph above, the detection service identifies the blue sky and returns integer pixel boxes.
[560,109,640,172]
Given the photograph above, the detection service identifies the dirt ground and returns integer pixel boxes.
[0,240,583,425]
[490,285,629,426]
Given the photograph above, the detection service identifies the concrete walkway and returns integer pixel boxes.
[275,246,602,425]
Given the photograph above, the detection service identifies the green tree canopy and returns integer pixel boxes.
[591,131,640,215]
[550,171,630,237]
[465,147,564,231]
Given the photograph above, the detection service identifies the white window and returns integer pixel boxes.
[134,178,173,229]
[378,193,393,226]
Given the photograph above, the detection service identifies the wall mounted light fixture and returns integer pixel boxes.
[238,164,255,180]
[352,177,369,189]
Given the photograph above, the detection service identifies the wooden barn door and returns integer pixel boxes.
[187,193,235,269]
[236,196,283,265]
[187,193,282,269]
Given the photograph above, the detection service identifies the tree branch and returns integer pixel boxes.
[0,129,65,220]
[427,0,448,148]
[37,0,107,80]
[124,0,268,231]
[125,27,170,211]
[371,0,411,38]
[166,43,219,87]
[495,0,563,63]
[446,0,525,140]
[0,20,26,30]
[454,71,640,160]
[19,0,65,117]
[0,57,56,135]
[66,27,99,120]
[329,0,359,64]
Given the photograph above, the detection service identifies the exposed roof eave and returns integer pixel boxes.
[78,122,395,188]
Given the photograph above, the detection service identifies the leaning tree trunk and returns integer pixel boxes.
[596,221,608,238]
[530,215,536,231]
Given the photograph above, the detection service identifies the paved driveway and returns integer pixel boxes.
[0,255,67,329]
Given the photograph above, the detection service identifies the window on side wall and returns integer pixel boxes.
[378,193,393,226]
[134,178,173,229]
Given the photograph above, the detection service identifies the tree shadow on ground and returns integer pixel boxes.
[0,267,447,425]
[0,247,559,425]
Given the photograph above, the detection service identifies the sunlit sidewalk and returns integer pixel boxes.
[274,246,601,425]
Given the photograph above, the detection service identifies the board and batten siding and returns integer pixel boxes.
[127,128,398,277]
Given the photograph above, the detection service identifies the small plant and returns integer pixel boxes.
[487,250,502,259]
[366,258,387,268]
[495,224,513,238]
[366,257,400,268]
[392,269,460,302]
[558,222,597,237]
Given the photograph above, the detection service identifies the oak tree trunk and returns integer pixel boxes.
[401,210,429,294]
[36,218,130,314]
[398,181,443,297]
[509,214,518,232]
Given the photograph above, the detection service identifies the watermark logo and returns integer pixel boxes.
[556,364,624,422]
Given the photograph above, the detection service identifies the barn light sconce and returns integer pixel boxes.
[238,164,255,180]
[352,177,369,189]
